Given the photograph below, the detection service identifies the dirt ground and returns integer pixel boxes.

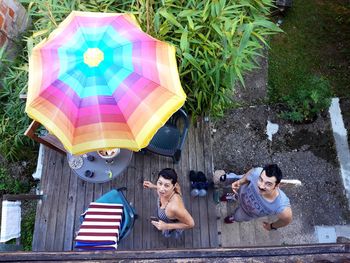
[211,55,350,241]
[212,105,350,223]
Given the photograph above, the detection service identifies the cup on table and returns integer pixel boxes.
[97,148,120,164]
[105,159,114,164]
[84,170,94,178]
[87,155,95,161]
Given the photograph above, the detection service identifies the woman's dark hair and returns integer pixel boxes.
[263,164,283,184]
[158,168,178,185]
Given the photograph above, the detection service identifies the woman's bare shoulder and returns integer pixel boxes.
[168,194,184,209]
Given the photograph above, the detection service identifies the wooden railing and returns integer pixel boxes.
[0,244,349,262]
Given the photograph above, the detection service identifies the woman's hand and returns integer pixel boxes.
[151,219,168,230]
[143,180,156,189]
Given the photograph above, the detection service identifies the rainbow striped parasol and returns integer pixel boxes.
[26,11,186,155]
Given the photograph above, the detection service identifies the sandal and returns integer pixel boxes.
[224,215,235,224]
[190,181,200,197]
[197,182,208,196]
[220,192,237,202]
[197,171,207,182]
[189,170,197,182]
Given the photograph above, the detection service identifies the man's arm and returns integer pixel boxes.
[263,207,293,231]
[231,168,254,194]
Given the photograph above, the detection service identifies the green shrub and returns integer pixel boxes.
[133,1,282,117]
[279,75,332,122]
[0,0,280,159]
[21,0,280,118]
[0,44,36,161]
[0,166,31,195]
[21,208,36,251]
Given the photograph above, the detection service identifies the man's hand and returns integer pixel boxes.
[231,180,241,194]
[262,207,293,231]
[263,221,275,231]
[231,168,252,193]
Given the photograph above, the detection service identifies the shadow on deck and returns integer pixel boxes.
[32,118,218,251]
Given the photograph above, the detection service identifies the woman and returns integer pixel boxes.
[143,168,194,238]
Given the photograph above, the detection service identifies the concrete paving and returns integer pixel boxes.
[329,98,350,208]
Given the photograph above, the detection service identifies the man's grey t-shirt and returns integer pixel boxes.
[238,167,290,218]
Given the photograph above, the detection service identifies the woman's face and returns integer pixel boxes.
[156,176,175,197]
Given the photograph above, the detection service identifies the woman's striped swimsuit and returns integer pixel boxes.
[157,196,184,238]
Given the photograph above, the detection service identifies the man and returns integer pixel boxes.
[217,164,292,231]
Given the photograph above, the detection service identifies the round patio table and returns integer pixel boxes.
[67,149,133,183]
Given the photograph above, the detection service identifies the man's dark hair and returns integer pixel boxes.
[158,168,178,185]
[263,164,282,184]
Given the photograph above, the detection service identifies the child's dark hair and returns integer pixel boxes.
[263,164,283,184]
[158,168,178,185]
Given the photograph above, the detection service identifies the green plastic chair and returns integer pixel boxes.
[145,108,189,163]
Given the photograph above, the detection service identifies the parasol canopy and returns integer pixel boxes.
[26,11,186,155]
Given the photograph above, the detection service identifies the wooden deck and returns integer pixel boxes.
[32,118,218,251]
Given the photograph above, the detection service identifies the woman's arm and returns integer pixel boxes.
[143,180,157,190]
[174,183,182,196]
[152,196,194,230]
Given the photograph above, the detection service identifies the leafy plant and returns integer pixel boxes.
[0,0,280,160]
[0,0,280,162]
[0,166,31,195]
[133,0,282,117]
[21,0,281,119]
[279,75,332,122]
[0,51,35,161]
[21,208,36,251]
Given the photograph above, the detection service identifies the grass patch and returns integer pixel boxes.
[0,165,32,195]
[21,206,36,251]
[268,0,350,102]
[279,75,332,122]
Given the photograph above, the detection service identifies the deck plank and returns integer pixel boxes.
[33,118,217,251]
[32,147,51,251]
[125,156,136,249]
[63,169,78,251]
[239,220,257,246]
[53,158,71,251]
[43,150,63,251]
[195,119,210,248]
[93,183,103,201]
[203,119,219,248]
[140,153,152,250]
[132,154,144,250]
[150,154,162,249]
[188,122,200,248]
[179,124,193,249]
